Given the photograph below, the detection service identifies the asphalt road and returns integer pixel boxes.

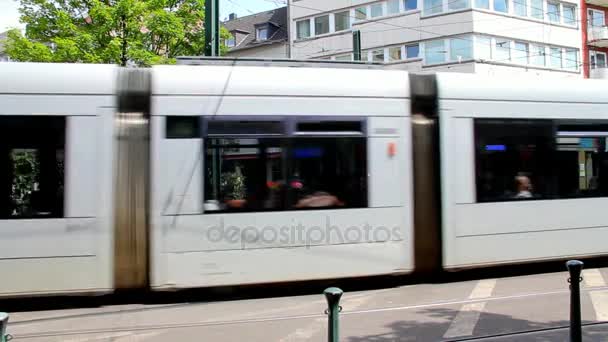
[4,266,608,341]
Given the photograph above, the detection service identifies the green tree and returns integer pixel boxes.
[4,0,230,66]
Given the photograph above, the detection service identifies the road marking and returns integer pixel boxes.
[583,269,607,287]
[590,290,608,321]
[443,279,496,339]
[63,332,162,342]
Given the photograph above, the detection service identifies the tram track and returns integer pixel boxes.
[10,285,608,339]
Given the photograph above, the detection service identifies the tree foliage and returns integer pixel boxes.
[5,0,230,66]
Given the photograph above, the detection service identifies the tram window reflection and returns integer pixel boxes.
[204,138,285,212]
[0,117,65,219]
[475,119,608,202]
[289,138,367,209]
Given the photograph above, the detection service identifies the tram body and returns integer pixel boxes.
[1,61,608,297]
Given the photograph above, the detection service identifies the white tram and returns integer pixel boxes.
[0,60,607,298]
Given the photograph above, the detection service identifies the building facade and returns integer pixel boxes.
[290,0,583,78]
[223,7,289,59]
[583,0,608,78]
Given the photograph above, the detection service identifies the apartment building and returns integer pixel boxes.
[583,0,608,78]
[223,7,289,59]
[289,0,583,78]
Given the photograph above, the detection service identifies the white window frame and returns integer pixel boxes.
[370,2,386,18]
[256,27,268,41]
[588,9,605,28]
[313,14,331,36]
[590,50,608,69]
[423,39,448,65]
[561,3,576,26]
[295,19,312,39]
[333,10,351,32]
[546,1,560,23]
[529,0,545,20]
[387,0,402,15]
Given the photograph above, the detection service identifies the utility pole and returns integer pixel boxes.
[204,0,220,56]
[352,30,361,61]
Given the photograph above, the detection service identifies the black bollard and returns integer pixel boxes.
[324,287,343,342]
[566,260,584,342]
[0,312,8,342]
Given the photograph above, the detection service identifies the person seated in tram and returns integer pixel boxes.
[513,174,533,199]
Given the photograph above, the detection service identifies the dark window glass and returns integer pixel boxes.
[289,138,367,209]
[475,119,608,202]
[166,116,200,139]
[203,120,368,212]
[207,120,284,136]
[296,121,363,134]
[0,117,65,219]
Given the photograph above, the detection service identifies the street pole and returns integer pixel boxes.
[204,0,220,56]
[352,30,361,61]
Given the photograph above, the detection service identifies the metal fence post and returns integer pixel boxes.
[324,287,343,342]
[566,260,584,342]
[0,312,8,342]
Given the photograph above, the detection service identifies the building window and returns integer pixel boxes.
[296,19,311,39]
[530,44,546,66]
[335,54,352,61]
[257,27,268,41]
[547,2,560,23]
[371,3,384,18]
[513,41,529,64]
[370,2,384,18]
[564,48,578,70]
[225,37,236,47]
[475,36,492,60]
[449,0,470,10]
[475,119,608,202]
[495,39,511,61]
[562,4,575,25]
[531,0,544,19]
[550,47,562,68]
[406,44,420,58]
[449,37,473,61]
[591,51,607,68]
[588,9,605,27]
[513,0,527,16]
[314,15,330,35]
[203,119,367,212]
[0,117,65,219]
[475,0,490,9]
[389,46,402,61]
[355,6,367,21]
[493,0,508,13]
[425,39,446,64]
[372,49,385,62]
[334,11,350,31]
[424,0,443,15]
[405,0,418,10]
[388,0,401,14]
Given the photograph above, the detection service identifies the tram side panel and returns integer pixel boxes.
[149,96,413,288]
[438,82,608,269]
[0,63,115,296]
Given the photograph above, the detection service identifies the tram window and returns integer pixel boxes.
[289,138,367,209]
[166,116,199,139]
[553,122,608,198]
[204,138,286,212]
[203,118,368,212]
[0,117,65,219]
[475,119,553,202]
[475,119,608,202]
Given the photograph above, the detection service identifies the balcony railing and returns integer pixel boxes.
[590,67,608,79]
[588,26,608,47]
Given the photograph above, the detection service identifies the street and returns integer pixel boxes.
[5,265,608,341]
